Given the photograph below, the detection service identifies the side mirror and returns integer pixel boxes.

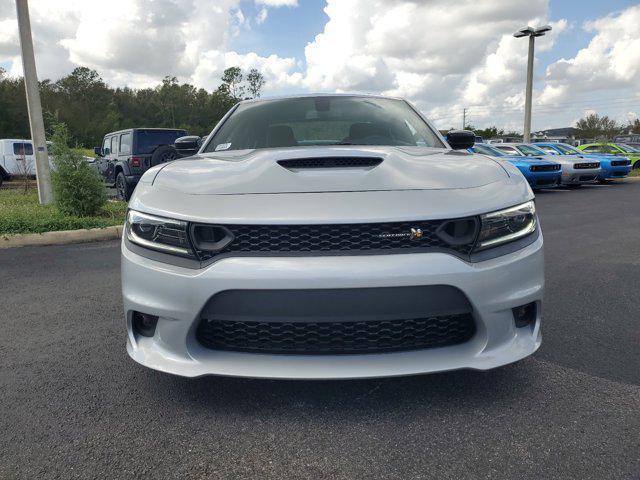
[175,136,202,156]
[94,146,103,157]
[446,130,475,150]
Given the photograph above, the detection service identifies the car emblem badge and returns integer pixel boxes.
[410,228,423,241]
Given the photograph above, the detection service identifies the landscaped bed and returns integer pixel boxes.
[0,187,126,235]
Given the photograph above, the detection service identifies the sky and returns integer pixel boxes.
[1,0,639,132]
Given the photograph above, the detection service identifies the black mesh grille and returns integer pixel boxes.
[529,164,560,172]
[197,314,475,354]
[211,219,477,258]
[278,157,383,169]
[575,162,600,169]
[535,177,558,186]
[611,160,631,166]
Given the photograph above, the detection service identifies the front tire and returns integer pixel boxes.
[115,171,134,201]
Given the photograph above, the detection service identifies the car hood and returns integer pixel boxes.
[149,146,508,195]
[503,156,557,166]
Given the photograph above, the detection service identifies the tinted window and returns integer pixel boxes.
[472,144,505,156]
[120,133,132,155]
[135,130,186,154]
[582,145,599,152]
[554,143,580,155]
[495,145,519,155]
[204,96,444,152]
[516,145,546,156]
[13,142,33,156]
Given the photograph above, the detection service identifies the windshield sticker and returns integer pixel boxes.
[215,142,232,151]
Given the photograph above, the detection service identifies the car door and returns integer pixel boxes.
[97,136,111,181]
[118,132,132,173]
[104,135,119,184]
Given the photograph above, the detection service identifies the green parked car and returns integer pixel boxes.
[578,143,640,169]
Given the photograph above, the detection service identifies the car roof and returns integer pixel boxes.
[238,93,405,105]
[103,128,187,136]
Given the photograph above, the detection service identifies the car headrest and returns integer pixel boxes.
[267,125,298,148]
[348,122,387,140]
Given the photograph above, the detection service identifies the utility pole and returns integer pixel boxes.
[15,0,53,204]
[514,25,552,143]
[462,108,467,130]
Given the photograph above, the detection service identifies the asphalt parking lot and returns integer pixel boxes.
[1,180,639,479]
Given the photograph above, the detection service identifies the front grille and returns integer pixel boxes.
[529,164,561,172]
[197,314,476,355]
[613,171,627,176]
[278,157,383,169]
[579,175,596,181]
[575,162,600,169]
[211,219,478,259]
[611,160,631,166]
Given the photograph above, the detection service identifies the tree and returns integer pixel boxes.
[220,67,244,99]
[472,126,504,139]
[576,113,622,141]
[0,65,265,145]
[247,68,266,98]
[627,118,640,134]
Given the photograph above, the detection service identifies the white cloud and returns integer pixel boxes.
[1,0,639,131]
[255,0,298,7]
[543,6,640,101]
[301,0,567,129]
[256,7,269,25]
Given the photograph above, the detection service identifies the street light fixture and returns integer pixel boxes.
[514,24,552,142]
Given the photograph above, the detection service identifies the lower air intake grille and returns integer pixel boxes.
[197,314,476,355]
[530,164,561,172]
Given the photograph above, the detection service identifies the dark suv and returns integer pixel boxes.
[94,128,186,200]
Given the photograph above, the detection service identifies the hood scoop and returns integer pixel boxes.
[277,156,383,170]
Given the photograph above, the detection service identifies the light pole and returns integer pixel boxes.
[15,0,53,204]
[514,25,552,143]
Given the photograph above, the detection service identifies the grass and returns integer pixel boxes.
[78,148,96,158]
[629,167,640,177]
[0,187,126,235]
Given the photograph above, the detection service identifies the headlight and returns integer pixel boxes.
[126,210,194,257]
[475,201,536,250]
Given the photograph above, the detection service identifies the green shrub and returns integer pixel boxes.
[50,122,106,216]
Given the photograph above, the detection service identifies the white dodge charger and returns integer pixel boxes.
[121,94,543,379]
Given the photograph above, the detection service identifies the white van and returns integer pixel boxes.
[0,139,53,184]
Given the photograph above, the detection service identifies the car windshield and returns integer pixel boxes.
[554,143,581,155]
[517,144,546,156]
[472,144,506,157]
[135,130,186,154]
[618,144,640,153]
[204,96,445,152]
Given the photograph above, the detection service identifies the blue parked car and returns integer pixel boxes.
[535,142,631,181]
[469,143,562,189]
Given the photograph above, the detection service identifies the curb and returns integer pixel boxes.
[0,225,123,249]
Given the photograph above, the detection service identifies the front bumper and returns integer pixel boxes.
[561,167,601,185]
[599,165,631,180]
[526,171,561,189]
[122,231,544,379]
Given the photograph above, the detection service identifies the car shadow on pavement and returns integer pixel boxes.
[139,360,538,416]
